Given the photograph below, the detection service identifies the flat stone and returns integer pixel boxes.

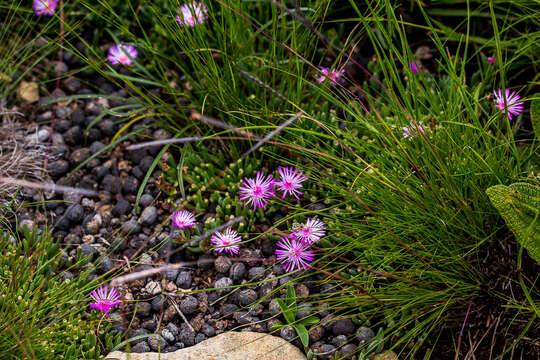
[105,331,306,360]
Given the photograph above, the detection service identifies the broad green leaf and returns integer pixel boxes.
[299,316,320,326]
[276,298,295,324]
[286,284,296,307]
[294,324,309,348]
[486,182,540,263]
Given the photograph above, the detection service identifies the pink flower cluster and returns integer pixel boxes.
[316,67,345,85]
[238,167,308,211]
[33,0,58,16]
[89,286,122,316]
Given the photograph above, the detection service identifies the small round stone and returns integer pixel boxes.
[139,193,153,207]
[151,295,168,312]
[309,326,324,342]
[131,341,150,353]
[136,302,152,317]
[122,218,141,234]
[140,206,158,226]
[179,324,196,346]
[179,296,199,315]
[89,141,105,154]
[248,266,265,279]
[194,333,206,344]
[98,256,114,273]
[221,303,238,318]
[332,335,347,347]
[332,318,355,335]
[214,277,233,295]
[237,289,257,306]
[167,322,179,336]
[229,262,246,281]
[214,256,232,273]
[280,325,296,341]
[296,303,313,318]
[112,199,131,217]
[148,334,167,351]
[356,326,375,343]
[316,344,337,360]
[66,204,85,223]
[175,271,192,289]
[80,243,96,258]
[339,343,357,358]
[197,254,215,270]
[161,328,176,344]
[48,159,69,177]
[200,323,215,337]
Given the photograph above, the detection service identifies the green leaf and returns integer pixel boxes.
[276,298,295,324]
[299,316,320,326]
[293,324,309,348]
[486,182,540,263]
[531,93,540,138]
[286,284,296,307]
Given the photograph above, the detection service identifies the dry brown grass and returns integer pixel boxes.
[0,108,47,207]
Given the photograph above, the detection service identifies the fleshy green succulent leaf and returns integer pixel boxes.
[531,93,540,138]
[293,324,309,348]
[486,182,540,263]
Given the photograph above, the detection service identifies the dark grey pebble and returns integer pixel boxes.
[139,156,154,173]
[80,243,96,258]
[151,295,168,312]
[89,141,105,154]
[332,319,355,335]
[66,204,84,223]
[248,267,265,279]
[163,268,179,282]
[214,277,233,295]
[91,165,109,181]
[48,159,69,178]
[356,326,375,343]
[332,335,347,347]
[148,334,167,351]
[63,126,82,145]
[70,148,90,165]
[237,289,257,306]
[316,344,337,360]
[200,323,215,337]
[139,193,153,207]
[122,218,141,234]
[229,262,246,281]
[123,177,139,195]
[166,322,179,336]
[140,206,158,226]
[70,108,85,126]
[102,174,121,193]
[131,341,150,353]
[339,343,357,358]
[98,256,114,273]
[179,324,196,347]
[214,256,232,273]
[100,119,116,136]
[280,325,296,341]
[161,328,176,344]
[194,333,206,344]
[221,303,238,318]
[175,271,192,289]
[268,299,281,316]
[136,302,152,317]
[179,296,198,315]
[142,319,156,331]
[112,199,131,217]
[297,303,313,318]
[130,328,149,345]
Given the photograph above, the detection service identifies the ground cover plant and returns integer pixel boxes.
[0,0,538,359]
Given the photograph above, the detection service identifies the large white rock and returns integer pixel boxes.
[105,331,306,360]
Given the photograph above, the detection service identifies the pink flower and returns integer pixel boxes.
[90,286,122,316]
[33,0,58,16]
[316,67,345,85]
[408,61,421,74]
[238,171,275,211]
[275,235,314,273]
[176,1,208,27]
[487,56,495,64]
[107,43,138,65]
[172,210,196,229]
[294,218,326,244]
[493,89,524,120]
[402,121,426,138]
[275,167,308,200]
[211,228,242,255]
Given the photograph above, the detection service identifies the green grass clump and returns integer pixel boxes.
[0,228,121,359]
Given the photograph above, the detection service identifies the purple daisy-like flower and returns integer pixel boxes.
[294,217,326,244]
[402,121,426,139]
[107,43,138,65]
[172,210,196,230]
[275,167,308,200]
[316,67,345,85]
[90,286,122,316]
[176,1,208,27]
[408,61,421,74]
[211,228,242,255]
[238,171,275,211]
[33,0,58,16]
[493,89,524,121]
[275,235,315,273]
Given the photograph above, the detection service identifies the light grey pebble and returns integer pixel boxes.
[140,206,158,226]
